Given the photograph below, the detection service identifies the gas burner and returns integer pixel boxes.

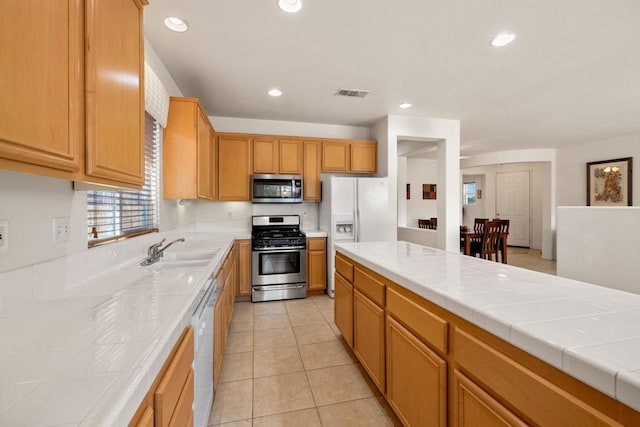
[251,215,306,250]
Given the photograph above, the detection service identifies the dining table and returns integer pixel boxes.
[460,228,509,263]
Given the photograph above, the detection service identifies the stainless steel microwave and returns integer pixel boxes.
[251,174,303,203]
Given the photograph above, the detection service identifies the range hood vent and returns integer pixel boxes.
[335,88,370,98]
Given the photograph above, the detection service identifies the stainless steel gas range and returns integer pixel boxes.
[251,215,307,302]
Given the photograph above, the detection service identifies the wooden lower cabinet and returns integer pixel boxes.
[334,253,640,427]
[129,327,194,427]
[353,289,385,393]
[236,239,252,297]
[334,273,354,348]
[307,238,326,291]
[386,316,447,427]
[452,369,526,427]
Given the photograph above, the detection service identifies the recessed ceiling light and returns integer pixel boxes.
[279,0,302,13]
[399,103,412,109]
[164,17,188,32]
[268,88,283,97]
[491,32,516,47]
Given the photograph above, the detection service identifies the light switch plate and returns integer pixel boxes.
[53,217,70,244]
[0,220,8,251]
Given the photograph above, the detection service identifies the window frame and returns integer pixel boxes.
[463,181,477,206]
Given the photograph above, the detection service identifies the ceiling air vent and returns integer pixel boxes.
[335,88,370,98]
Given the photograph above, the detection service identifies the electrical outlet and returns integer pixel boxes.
[53,217,70,243]
[0,220,8,252]
[227,211,232,218]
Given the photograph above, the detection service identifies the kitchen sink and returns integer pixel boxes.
[161,248,220,262]
[155,259,212,269]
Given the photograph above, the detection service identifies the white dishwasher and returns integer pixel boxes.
[191,278,216,427]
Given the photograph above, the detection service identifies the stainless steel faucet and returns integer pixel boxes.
[141,238,186,266]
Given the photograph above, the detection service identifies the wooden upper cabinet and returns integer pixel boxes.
[303,140,321,201]
[164,97,215,200]
[350,140,377,173]
[0,0,83,176]
[218,134,252,200]
[322,139,377,173]
[322,140,350,172]
[253,137,278,174]
[196,112,216,200]
[278,139,303,174]
[253,138,303,175]
[85,0,147,187]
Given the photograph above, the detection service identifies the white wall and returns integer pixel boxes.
[461,149,556,259]
[461,174,485,226]
[557,207,640,293]
[404,158,438,227]
[556,133,640,207]
[461,163,546,251]
[397,226,438,248]
[375,115,460,251]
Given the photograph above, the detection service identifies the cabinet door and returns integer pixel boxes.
[350,141,377,173]
[0,0,82,175]
[237,240,252,296]
[196,110,212,199]
[85,0,146,186]
[218,134,252,200]
[334,273,354,348]
[353,289,385,393]
[386,316,447,427]
[321,140,349,172]
[213,296,223,390]
[279,139,303,174]
[133,407,154,427]
[253,137,278,174]
[163,98,197,199]
[452,370,526,427]
[209,127,218,200]
[307,238,326,290]
[303,141,321,201]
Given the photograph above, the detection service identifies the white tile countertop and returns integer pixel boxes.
[0,231,240,426]
[335,241,640,413]
[305,230,328,238]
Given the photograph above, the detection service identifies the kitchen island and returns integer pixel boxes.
[335,241,640,426]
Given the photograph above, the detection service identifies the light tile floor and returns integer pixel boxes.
[506,247,557,275]
[209,296,401,426]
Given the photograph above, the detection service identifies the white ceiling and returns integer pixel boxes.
[144,0,640,156]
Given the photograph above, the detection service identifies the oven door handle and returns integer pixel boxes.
[253,247,306,252]
[253,284,306,291]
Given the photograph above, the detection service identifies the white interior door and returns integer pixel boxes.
[496,171,530,247]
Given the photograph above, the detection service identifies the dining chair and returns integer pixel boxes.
[469,218,488,249]
[470,220,501,261]
[492,219,510,263]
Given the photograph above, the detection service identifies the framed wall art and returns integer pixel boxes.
[422,183,437,200]
[586,157,632,206]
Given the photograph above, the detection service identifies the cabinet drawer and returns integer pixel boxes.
[335,253,354,282]
[354,267,385,307]
[155,327,195,427]
[387,286,448,354]
[307,237,326,251]
[169,369,194,427]
[454,328,621,427]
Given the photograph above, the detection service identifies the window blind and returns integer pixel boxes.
[87,112,160,245]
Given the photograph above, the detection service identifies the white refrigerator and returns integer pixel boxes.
[319,175,392,297]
